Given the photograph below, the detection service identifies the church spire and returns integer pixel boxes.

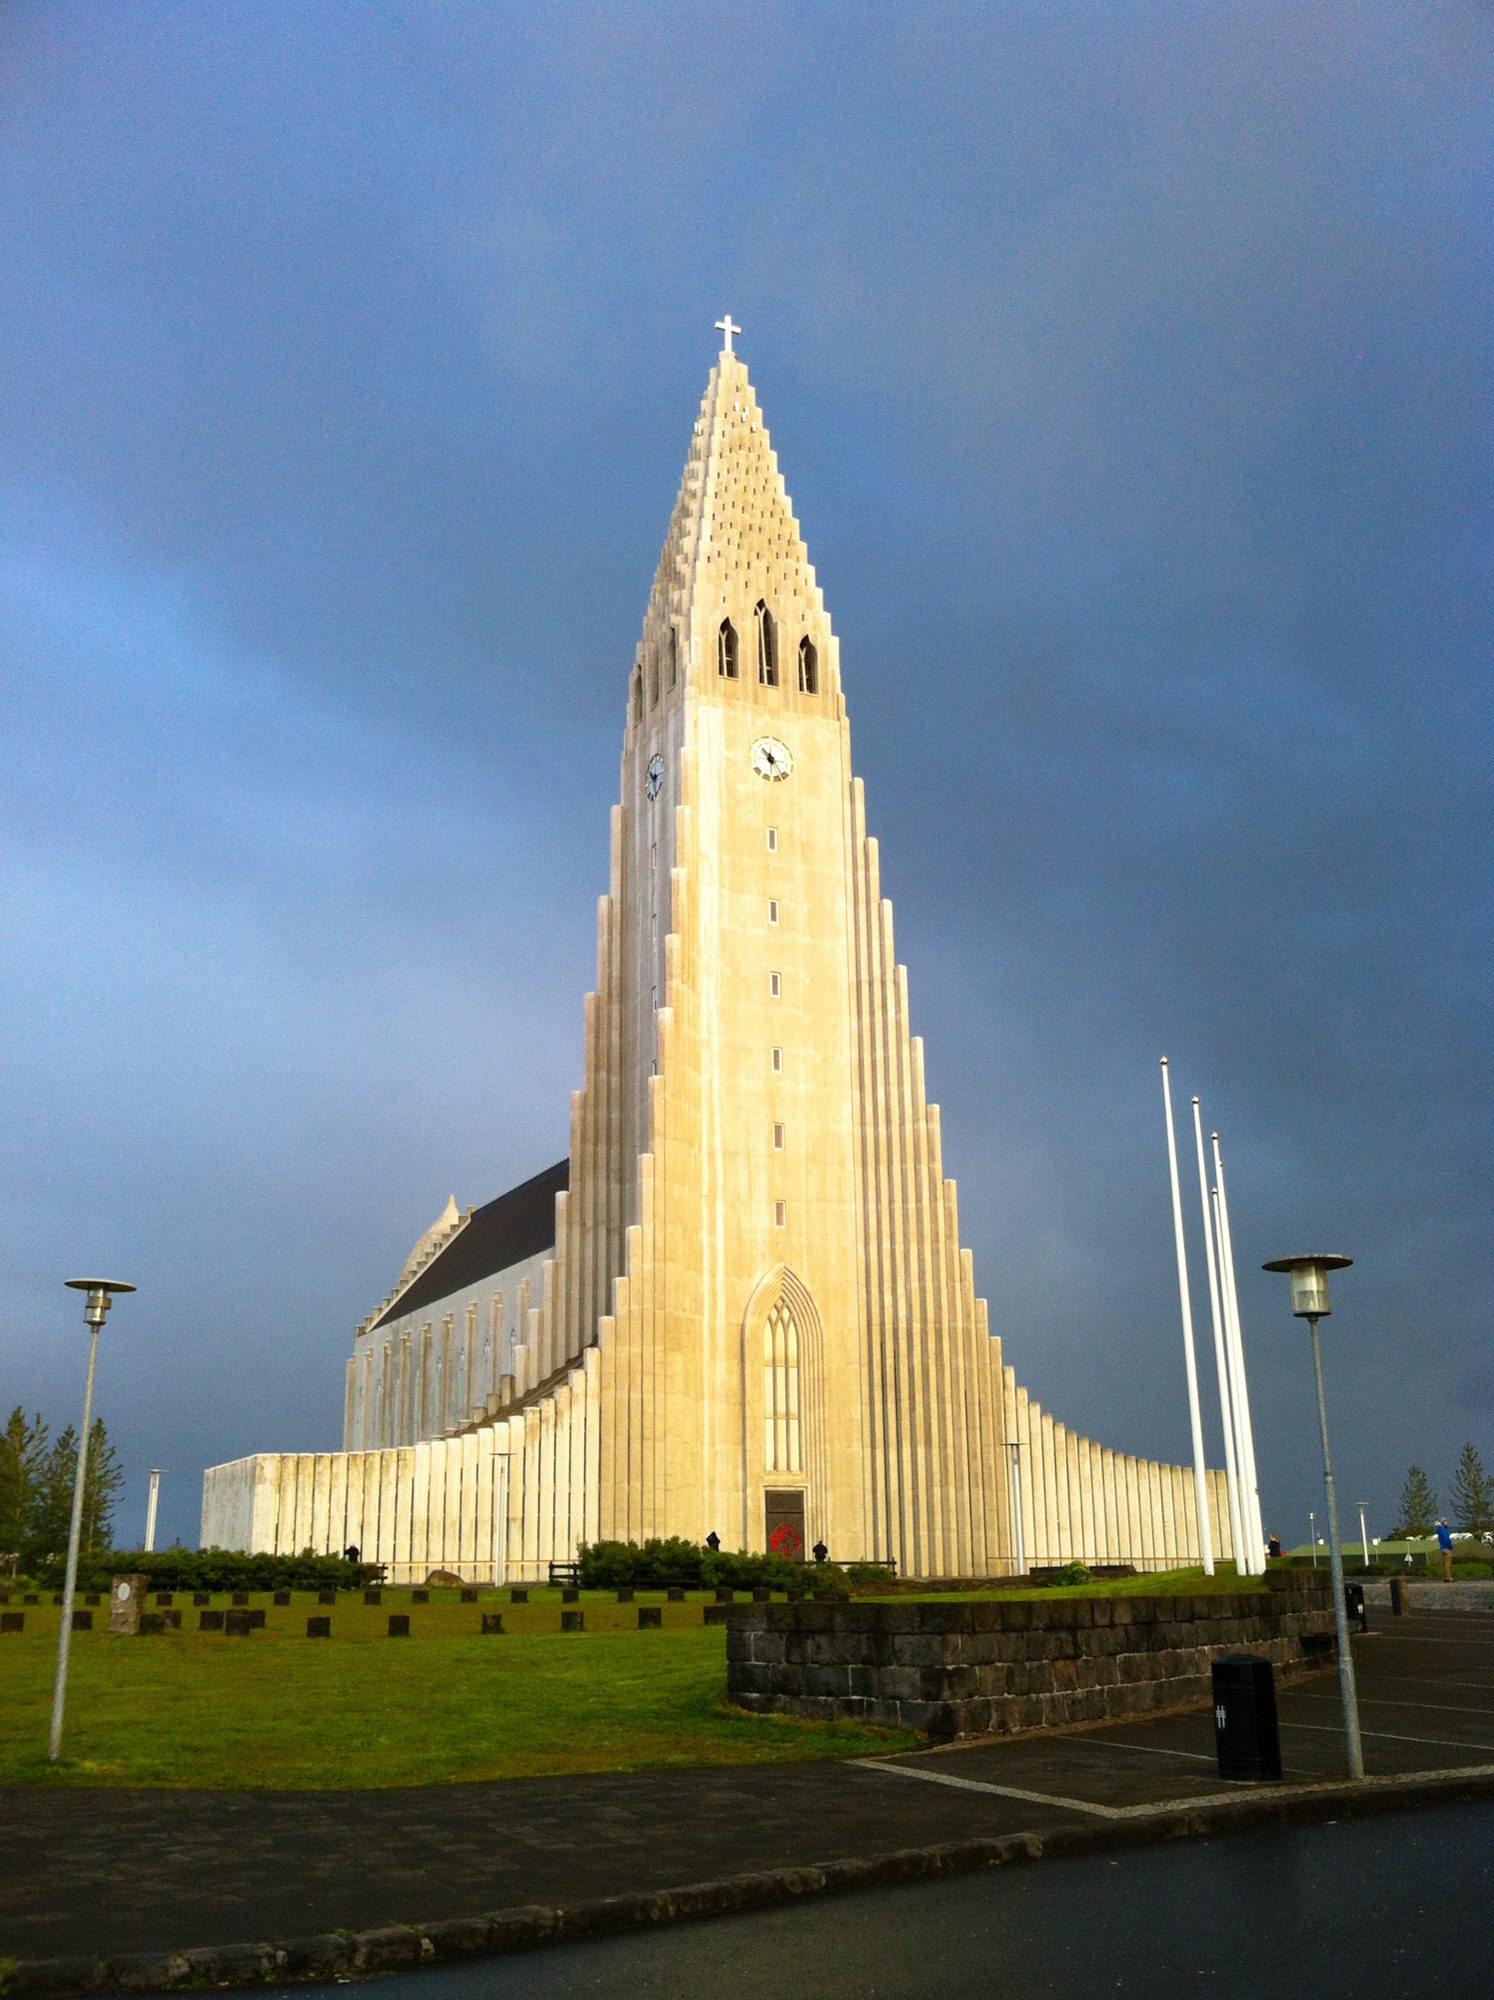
[632,327,832,712]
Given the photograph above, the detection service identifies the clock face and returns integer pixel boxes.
[645,754,664,799]
[750,736,793,782]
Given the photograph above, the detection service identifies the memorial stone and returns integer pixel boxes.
[560,1609,584,1631]
[108,1574,148,1636]
[273,1590,291,1606]
[306,1617,332,1638]
[638,1606,662,1628]
[387,1614,410,1637]
[225,1609,254,1636]
[481,1613,505,1634]
[199,1610,225,1631]
[1,1612,23,1633]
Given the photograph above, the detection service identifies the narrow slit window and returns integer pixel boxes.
[773,1122,785,1150]
[763,1303,800,1466]
[798,636,818,695]
[771,1046,782,1072]
[768,899,779,924]
[766,826,778,852]
[632,673,642,723]
[755,601,778,686]
[774,1200,787,1229]
[668,627,679,688]
[649,656,659,707]
[718,618,739,679]
[770,972,781,998]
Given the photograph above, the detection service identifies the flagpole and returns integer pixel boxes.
[1212,1137,1264,1565]
[1192,1096,1247,1572]
[1160,1060,1214,1574]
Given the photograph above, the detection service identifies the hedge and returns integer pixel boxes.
[46,1547,385,1593]
[577,1537,848,1595]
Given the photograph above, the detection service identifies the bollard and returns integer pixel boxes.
[231,1591,250,1606]
[1212,1654,1282,1781]
[753,1588,772,1603]
[1390,1576,1413,1618]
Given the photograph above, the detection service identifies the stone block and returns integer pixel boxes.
[877,1665,924,1703]
[386,1614,410,1637]
[715,1587,735,1603]
[637,1606,662,1629]
[667,1587,685,1603]
[615,1587,635,1602]
[306,1616,332,1638]
[702,1604,729,1625]
[480,1613,505,1634]
[364,1589,383,1605]
[729,1662,770,1697]
[0,1611,23,1633]
[560,1609,584,1632]
[232,1591,250,1606]
[561,1586,580,1604]
[460,1587,478,1603]
[71,1608,93,1631]
[898,1699,957,1737]
[802,1664,851,1697]
[750,1629,785,1664]
[193,1592,211,1606]
[412,1589,430,1604]
[509,1587,529,1603]
[725,1627,751,1661]
[891,1632,948,1667]
[199,1610,225,1631]
[273,1590,291,1606]
[136,1612,166,1635]
[998,1601,1033,1630]
[247,1608,266,1628]
[319,1589,337,1605]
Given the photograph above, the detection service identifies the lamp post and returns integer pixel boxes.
[144,1469,161,1554]
[1308,1510,1317,1566]
[1263,1253,1362,1780]
[1357,1501,1370,1570]
[50,1279,135,1763]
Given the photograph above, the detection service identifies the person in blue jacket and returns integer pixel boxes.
[1435,1518,1454,1582]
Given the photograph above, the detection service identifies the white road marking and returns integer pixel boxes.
[1294,1691,1494,1720]
[1280,1720,1494,1755]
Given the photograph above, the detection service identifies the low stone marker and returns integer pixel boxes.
[155,1592,174,1607]
[752,1588,771,1603]
[318,1589,336,1605]
[560,1610,584,1632]
[231,1591,250,1606]
[52,1593,64,1606]
[666,1587,685,1603]
[246,1608,266,1629]
[480,1612,505,1634]
[109,1574,148,1636]
[561,1586,580,1604]
[199,1610,225,1631]
[85,1592,101,1606]
[306,1616,332,1639]
[138,1612,169,1635]
[637,1606,662,1629]
[509,1587,529,1604]
[616,1587,635,1603]
[412,1589,429,1604]
[71,1609,94,1631]
[715,1588,735,1604]
[703,1603,729,1625]
[23,1593,40,1605]
[364,1588,383,1605]
[192,1592,211,1606]
[460,1587,478,1602]
[225,1609,254,1636]
[1,1611,23,1634]
[273,1590,291,1606]
[387,1614,410,1638]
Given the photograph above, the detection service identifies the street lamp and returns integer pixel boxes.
[1263,1253,1362,1780]
[50,1279,135,1763]
[1308,1509,1317,1567]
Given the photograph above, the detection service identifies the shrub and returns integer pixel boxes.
[1052,1561,1092,1587]
[45,1547,385,1594]
[576,1537,845,1594]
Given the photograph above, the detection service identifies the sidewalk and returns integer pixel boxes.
[5,1608,1493,1992]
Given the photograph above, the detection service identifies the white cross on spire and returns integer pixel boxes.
[715,314,742,354]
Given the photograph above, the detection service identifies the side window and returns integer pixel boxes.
[718,618,739,679]
[668,627,679,688]
[798,636,818,695]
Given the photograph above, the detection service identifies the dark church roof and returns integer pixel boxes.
[369,1159,568,1332]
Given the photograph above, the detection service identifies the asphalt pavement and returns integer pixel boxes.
[4,1607,1493,1979]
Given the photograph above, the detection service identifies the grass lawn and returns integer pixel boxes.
[900,1564,1266,1602]
[0,1588,915,1789]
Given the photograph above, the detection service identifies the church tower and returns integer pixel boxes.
[202,327,1235,1582]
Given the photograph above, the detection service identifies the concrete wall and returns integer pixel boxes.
[726,1572,1334,1738]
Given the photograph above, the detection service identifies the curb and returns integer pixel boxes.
[6,1764,1494,1996]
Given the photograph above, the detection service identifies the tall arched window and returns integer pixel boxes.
[798,636,818,695]
[718,618,739,679]
[763,1301,801,1472]
[668,626,679,688]
[755,600,778,686]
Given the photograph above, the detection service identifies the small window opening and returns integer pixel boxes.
[668,627,679,688]
[773,1122,785,1150]
[768,899,779,925]
[774,1201,787,1228]
[798,636,818,695]
[649,656,660,707]
[718,618,739,679]
[770,972,781,998]
[632,673,642,723]
[771,1046,782,1072]
[766,826,778,852]
[755,601,778,686]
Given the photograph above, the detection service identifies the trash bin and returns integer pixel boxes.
[1212,1653,1281,1781]
[1344,1582,1368,1633]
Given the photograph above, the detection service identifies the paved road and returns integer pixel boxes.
[4,1609,1493,1962]
[303,1798,1494,1999]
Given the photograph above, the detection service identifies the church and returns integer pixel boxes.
[201,326,1234,1580]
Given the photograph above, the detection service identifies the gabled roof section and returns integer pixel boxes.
[367,1160,568,1333]
[639,341,830,676]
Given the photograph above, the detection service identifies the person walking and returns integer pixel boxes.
[1435,1518,1454,1582]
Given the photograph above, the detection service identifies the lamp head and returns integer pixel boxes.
[65,1278,136,1327]
[1261,1254,1352,1319]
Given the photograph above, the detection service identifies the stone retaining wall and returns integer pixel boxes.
[1361,1577,1494,1615]
[726,1573,1335,1739]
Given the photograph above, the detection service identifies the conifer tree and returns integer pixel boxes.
[1450,1443,1493,1537]
[0,1408,49,1566]
[1394,1464,1438,1538]
[26,1427,80,1568]
[81,1418,123,1553]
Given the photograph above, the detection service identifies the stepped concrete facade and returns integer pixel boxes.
[201,334,1233,1582]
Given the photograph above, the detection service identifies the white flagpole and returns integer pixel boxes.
[1160,1060,1214,1574]
[1212,1137,1264,1566]
[1192,1097,1246,1573]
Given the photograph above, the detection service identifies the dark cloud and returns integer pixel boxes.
[2,1,1489,1551]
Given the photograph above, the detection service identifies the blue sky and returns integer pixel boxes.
[2,1,1490,1554]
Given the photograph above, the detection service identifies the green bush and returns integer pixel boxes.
[45,1546,384,1594]
[1052,1561,1092,1587]
[576,1537,847,1595]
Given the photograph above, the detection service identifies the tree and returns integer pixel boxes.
[81,1418,123,1553]
[0,1408,49,1568]
[1451,1442,1494,1538]
[1394,1463,1439,1538]
[25,1427,80,1569]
